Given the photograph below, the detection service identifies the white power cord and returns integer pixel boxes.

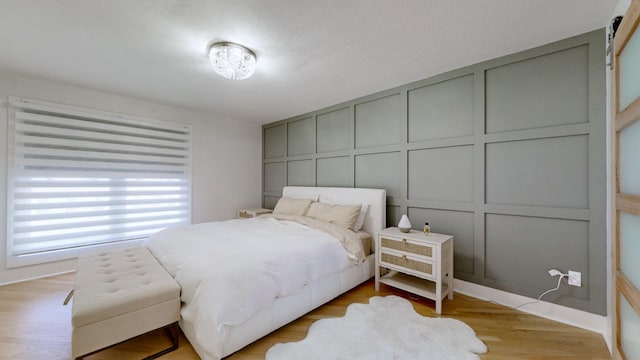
[515,269,568,310]
[459,269,570,310]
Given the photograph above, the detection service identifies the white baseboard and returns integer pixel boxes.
[454,279,608,345]
[603,321,612,354]
[0,269,75,286]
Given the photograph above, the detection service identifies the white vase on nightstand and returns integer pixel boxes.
[398,214,412,233]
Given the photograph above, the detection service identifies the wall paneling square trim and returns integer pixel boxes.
[262,29,606,315]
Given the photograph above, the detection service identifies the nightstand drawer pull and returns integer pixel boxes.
[381,237,433,257]
[381,253,432,275]
[239,211,252,218]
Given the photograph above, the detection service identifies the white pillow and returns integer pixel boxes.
[272,197,313,216]
[353,204,369,232]
[306,202,361,229]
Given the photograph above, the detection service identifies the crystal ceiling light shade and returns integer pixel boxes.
[208,42,257,80]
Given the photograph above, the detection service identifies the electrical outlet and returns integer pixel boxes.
[568,271,581,287]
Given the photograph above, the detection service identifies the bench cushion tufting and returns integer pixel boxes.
[72,246,180,359]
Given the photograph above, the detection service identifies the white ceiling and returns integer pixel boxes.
[0,0,617,124]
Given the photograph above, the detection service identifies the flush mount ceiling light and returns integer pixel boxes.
[208,42,257,80]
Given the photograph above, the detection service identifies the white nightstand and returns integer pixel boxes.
[237,208,272,219]
[375,227,454,314]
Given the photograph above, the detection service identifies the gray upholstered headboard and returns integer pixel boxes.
[282,186,387,251]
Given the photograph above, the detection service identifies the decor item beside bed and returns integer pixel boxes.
[266,295,487,360]
[145,186,386,360]
[398,214,412,233]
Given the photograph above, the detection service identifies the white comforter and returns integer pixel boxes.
[145,216,357,360]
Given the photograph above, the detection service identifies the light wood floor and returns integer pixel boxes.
[0,273,611,359]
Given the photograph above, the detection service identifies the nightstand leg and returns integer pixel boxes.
[435,279,442,314]
[448,246,454,300]
[374,264,380,291]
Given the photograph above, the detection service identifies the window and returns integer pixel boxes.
[6,97,192,267]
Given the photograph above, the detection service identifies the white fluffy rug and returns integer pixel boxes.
[266,295,487,360]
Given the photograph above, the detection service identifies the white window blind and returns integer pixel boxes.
[6,97,192,267]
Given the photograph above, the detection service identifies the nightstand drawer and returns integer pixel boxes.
[380,252,433,277]
[380,236,433,258]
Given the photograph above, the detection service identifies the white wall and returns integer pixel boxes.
[0,68,262,284]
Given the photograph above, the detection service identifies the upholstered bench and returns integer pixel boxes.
[71,246,181,359]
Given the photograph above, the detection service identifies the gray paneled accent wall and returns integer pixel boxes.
[262,30,606,314]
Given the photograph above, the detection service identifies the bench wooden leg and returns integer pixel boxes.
[75,322,179,360]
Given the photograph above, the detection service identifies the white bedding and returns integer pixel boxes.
[145,216,358,360]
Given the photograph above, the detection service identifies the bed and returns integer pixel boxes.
[145,186,386,360]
